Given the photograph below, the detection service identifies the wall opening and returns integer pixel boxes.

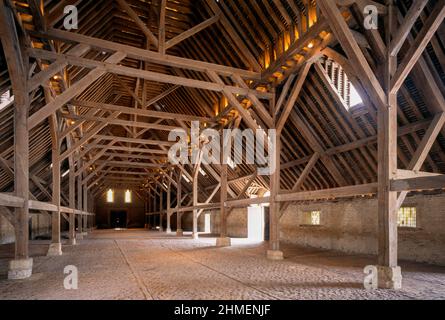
[110,210,127,229]
[204,213,211,233]
[398,207,417,228]
[248,206,265,241]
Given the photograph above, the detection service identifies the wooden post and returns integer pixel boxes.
[0,1,33,279]
[154,185,158,227]
[47,128,62,256]
[147,188,151,229]
[166,179,172,233]
[377,1,402,289]
[146,190,149,228]
[192,167,199,239]
[83,184,88,234]
[68,160,77,245]
[267,134,283,260]
[216,139,230,246]
[176,170,183,236]
[159,185,164,231]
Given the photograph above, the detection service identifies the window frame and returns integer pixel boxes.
[300,209,322,227]
[397,206,418,229]
[106,189,114,203]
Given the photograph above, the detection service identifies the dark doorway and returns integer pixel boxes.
[110,210,128,229]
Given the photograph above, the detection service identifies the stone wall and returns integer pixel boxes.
[0,213,52,244]
[210,194,445,266]
[0,214,14,244]
[279,194,445,266]
[181,212,206,232]
[2,191,443,266]
[210,208,248,238]
[30,214,52,239]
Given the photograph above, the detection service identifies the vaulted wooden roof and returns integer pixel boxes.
[0,0,444,207]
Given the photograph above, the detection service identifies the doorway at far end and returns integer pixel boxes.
[110,210,128,229]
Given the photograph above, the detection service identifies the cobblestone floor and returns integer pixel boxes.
[0,229,444,300]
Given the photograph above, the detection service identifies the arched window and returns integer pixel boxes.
[106,189,114,203]
[125,190,132,203]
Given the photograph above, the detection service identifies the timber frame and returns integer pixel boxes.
[0,0,443,288]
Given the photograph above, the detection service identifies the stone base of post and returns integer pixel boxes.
[68,238,77,246]
[47,243,63,256]
[176,229,183,236]
[267,250,284,261]
[377,266,402,290]
[76,233,84,240]
[192,232,199,240]
[8,258,33,280]
[216,237,231,247]
[166,228,172,234]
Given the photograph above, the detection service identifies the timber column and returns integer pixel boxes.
[153,185,157,228]
[68,162,77,245]
[47,128,62,256]
[216,152,230,247]
[1,1,33,279]
[192,169,199,239]
[147,189,151,229]
[166,180,172,233]
[267,128,283,260]
[377,1,402,289]
[176,170,183,236]
[159,185,164,232]
[83,184,88,235]
[76,159,83,240]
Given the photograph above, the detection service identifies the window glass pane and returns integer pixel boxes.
[125,190,132,203]
[349,84,363,107]
[0,90,14,111]
[311,211,321,225]
[304,211,321,225]
[320,57,363,110]
[107,189,114,203]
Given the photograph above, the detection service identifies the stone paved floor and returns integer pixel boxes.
[0,229,444,300]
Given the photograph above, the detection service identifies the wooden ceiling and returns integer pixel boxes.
[0,0,444,207]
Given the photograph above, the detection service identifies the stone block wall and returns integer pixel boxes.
[207,194,445,266]
[278,194,445,266]
[211,208,248,238]
[0,213,52,244]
